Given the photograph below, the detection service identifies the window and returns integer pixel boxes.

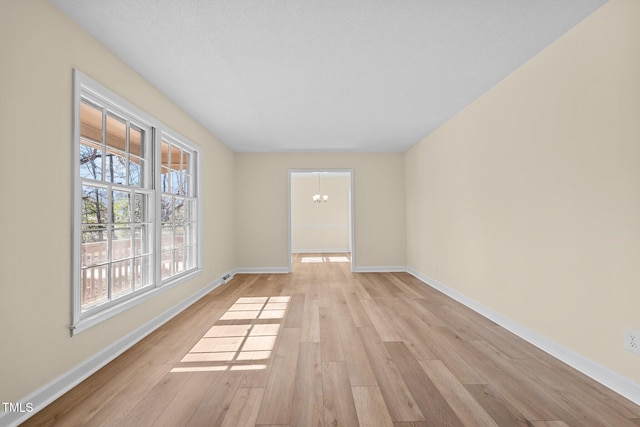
[160,137,198,280]
[72,71,200,334]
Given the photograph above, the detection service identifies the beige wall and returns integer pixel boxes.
[291,174,351,253]
[5,0,636,411]
[0,0,235,403]
[406,0,640,384]
[236,153,405,269]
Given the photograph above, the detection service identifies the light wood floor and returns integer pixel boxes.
[25,253,640,426]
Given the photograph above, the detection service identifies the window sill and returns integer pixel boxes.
[70,268,202,336]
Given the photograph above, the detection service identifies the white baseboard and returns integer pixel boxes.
[0,273,230,427]
[405,268,640,406]
[354,266,407,273]
[234,267,291,274]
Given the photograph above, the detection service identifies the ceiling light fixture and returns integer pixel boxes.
[312,173,328,204]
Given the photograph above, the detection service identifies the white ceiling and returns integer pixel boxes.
[51,0,606,152]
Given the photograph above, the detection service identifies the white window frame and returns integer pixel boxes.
[71,70,202,335]
[157,132,200,283]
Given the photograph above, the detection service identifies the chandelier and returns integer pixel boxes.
[312,172,328,203]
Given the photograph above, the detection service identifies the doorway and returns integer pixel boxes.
[288,169,355,272]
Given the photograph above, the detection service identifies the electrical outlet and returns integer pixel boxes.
[624,328,640,354]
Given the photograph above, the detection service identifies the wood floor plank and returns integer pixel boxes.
[520,346,640,418]
[349,275,375,302]
[22,351,156,427]
[256,328,300,425]
[290,343,324,427]
[90,364,170,427]
[114,371,191,426]
[385,342,463,427]
[528,422,571,427]
[186,371,244,426]
[393,422,430,427]
[152,371,222,427]
[404,318,487,384]
[358,273,397,299]
[322,362,360,427]
[391,313,439,360]
[280,271,297,296]
[433,304,489,342]
[236,345,275,389]
[284,293,305,328]
[331,286,351,319]
[30,356,163,427]
[335,308,377,386]
[343,290,372,327]
[510,357,640,427]
[470,339,606,426]
[388,296,445,327]
[360,298,403,342]
[358,327,424,422]
[300,297,320,343]
[220,387,265,427]
[23,254,640,427]
[352,386,394,427]
[478,324,538,360]
[464,384,530,427]
[383,273,426,299]
[319,306,345,361]
[419,359,498,427]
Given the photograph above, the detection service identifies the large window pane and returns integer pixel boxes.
[111,227,132,261]
[174,248,185,274]
[105,148,127,184]
[161,196,173,223]
[113,191,131,223]
[82,227,108,267]
[134,225,148,256]
[80,102,103,143]
[129,156,142,187]
[161,225,173,251]
[111,260,132,298]
[134,255,151,290]
[171,170,181,195]
[129,126,143,157]
[169,145,181,195]
[80,139,103,181]
[133,192,148,223]
[180,151,190,195]
[161,141,170,193]
[180,172,188,196]
[174,197,185,223]
[174,225,185,249]
[81,265,108,310]
[106,114,127,152]
[161,251,172,279]
[82,186,108,224]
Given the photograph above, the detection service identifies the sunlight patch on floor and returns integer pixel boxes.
[300,256,350,263]
[170,295,289,373]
